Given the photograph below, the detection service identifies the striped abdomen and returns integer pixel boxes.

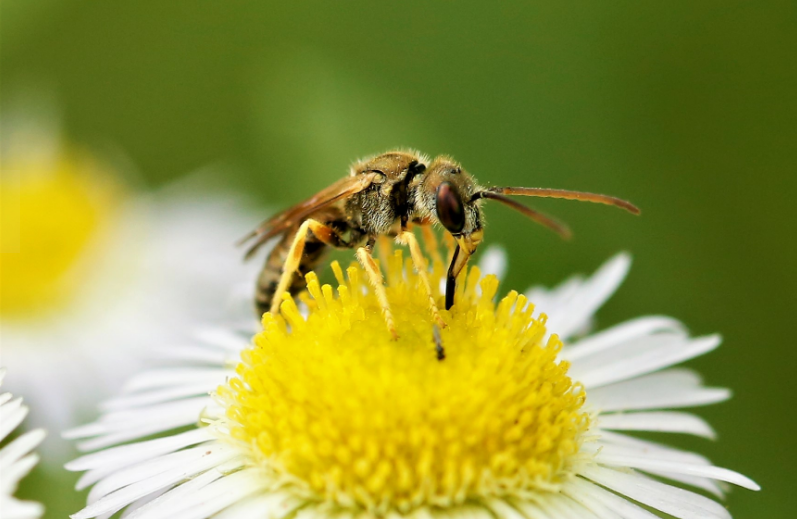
[255,226,330,317]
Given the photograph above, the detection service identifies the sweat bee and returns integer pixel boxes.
[240,150,639,338]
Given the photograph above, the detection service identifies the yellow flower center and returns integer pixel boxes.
[219,248,590,515]
[0,151,120,318]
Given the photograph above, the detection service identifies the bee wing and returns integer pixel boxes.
[239,172,380,259]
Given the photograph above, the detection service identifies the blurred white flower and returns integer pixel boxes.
[0,369,45,519]
[67,247,758,519]
[0,100,262,446]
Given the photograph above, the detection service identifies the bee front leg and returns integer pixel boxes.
[397,230,446,329]
[356,240,398,340]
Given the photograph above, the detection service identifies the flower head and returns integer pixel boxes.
[67,245,759,519]
[0,369,45,519]
[0,99,260,435]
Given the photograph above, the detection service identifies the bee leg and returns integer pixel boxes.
[433,324,445,361]
[420,225,443,266]
[270,219,353,315]
[356,243,398,340]
[397,231,446,329]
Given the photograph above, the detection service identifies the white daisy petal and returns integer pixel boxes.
[69,397,212,449]
[562,315,685,362]
[75,447,243,519]
[477,246,508,281]
[120,487,174,519]
[212,493,307,519]
[122,368,229,393]
[0,371,44,519]
[125,468,225,519]
[581,465,732,519]
[570,334,721,389]
[597,431,714,466]
[0,429,46,471]
[527,253,631,340]
[586,368,731,412]
[486,499,535,519]
[596,455,760,490]
[597,411,716,438]
[101,383,217,411]
[2,499,45,519]
[565,478,660,519]
[511,498,559,519]
[67,428,214,472]
[546,496,603,519]
[138,468,264,519]
[630,469,725,498]
[0,398,27,440]
[86,446,225,505]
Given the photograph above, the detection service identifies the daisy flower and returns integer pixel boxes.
[0,369,46,519]
[66,244,759,519]
[0,101,259,439]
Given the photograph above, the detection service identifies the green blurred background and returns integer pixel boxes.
[3,1,795,517]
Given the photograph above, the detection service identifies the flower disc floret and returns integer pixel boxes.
[218,250,590,515]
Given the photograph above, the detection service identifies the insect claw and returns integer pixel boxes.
[433,324,445,361]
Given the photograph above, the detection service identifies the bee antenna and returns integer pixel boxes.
[482,187,640,215]
[473,191,572,240]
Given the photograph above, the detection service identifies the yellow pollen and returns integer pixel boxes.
[0,151,120,318]
[218,248,590,515]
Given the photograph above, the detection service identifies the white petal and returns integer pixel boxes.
[565,477,660,518]
[560,480,626,519]
[597,411,715,439]
[586,368,730,412]
[0,429,46,472]
[0,398,26,440]
[193,327,250,352]
[477,246,508,281]
[150,468,263,519]
[122,368,229,393]
[0,454,39,496]
[68,428,213,472]
[68,430,215,490]
[124,469,224,519]
[562,316,685,362]
[509,498,557,519]
[120,486,174,519]
[597,431,714,466]
[73,447,243,519]
[150,345,230,366]
[71,398,211,451]
[630,469,725,498]
[486,499,534,519]
[528,253,631,341]
[581,465,731,519]
[86,446,222,505]
[212,492,306,519]
[596,455,760,490]
[544,496,602,519]
[101,383,217,411]
[1,498,45,519]
[0,391,13,407]
[571,334,721,389]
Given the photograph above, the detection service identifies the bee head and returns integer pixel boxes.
[418,157,485,255]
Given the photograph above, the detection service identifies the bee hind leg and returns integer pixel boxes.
[270,219,354,316]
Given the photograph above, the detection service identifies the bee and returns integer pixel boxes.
[240,150,639,338]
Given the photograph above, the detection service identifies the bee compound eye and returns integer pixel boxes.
[436,181,466,234]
